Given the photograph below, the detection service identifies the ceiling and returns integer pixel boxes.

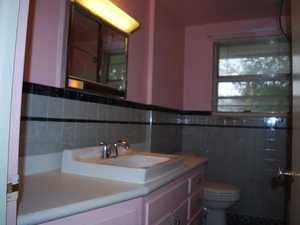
[160,0,289,26]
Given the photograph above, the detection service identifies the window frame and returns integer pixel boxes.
[212,35,292,116]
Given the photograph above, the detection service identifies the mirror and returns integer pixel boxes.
[67,3,128,98]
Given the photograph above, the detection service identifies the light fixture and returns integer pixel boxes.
[70,0,140,34]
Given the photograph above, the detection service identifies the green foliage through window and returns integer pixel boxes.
[214,36,291,114]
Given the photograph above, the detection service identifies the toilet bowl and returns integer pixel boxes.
[203,183,240,225]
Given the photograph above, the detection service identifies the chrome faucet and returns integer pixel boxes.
[111,143,119,158]
[100,142,111,159]
[100,139,130,159]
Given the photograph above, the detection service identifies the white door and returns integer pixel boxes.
[290,0,300,224]
[0,0,29,224]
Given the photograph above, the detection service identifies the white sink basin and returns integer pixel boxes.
[102,155,170,168]
[61,146,184,184]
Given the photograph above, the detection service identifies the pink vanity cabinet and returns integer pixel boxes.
[144,164,206,225]
[40,198,143,225]
[187,165,206,225]
[38,163,206,225]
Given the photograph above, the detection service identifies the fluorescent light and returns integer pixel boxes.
[71,0,140,34]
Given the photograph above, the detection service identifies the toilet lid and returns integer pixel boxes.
[203,182,240,201]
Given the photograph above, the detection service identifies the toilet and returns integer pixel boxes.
[203,183,240,225]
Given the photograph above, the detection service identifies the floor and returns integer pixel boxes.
[226,214,286,225]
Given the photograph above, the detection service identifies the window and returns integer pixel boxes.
[214,36,291,114]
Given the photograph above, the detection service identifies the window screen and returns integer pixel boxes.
[214,36,291,114]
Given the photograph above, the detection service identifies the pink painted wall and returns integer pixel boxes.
[24,0,63,88]
[25,1,280,110]
[24,0,186,108]
[151,2,185,109]
[183,18,281,111]
[110,0,150,104]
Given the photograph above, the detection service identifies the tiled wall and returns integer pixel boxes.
[181,115,289,222]
[151,111,182,154]
[19,83,290,224]
[20,92,182,156]
[20,93,151,156]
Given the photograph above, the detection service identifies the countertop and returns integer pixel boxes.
[17,156,207,225]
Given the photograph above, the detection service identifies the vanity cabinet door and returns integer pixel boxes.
[188,211,203,225]
[172,201,188,225]
[154,201,188,225]
[144,180,188,225]
[188,165,206,195]
[40,198,142,225]
[187,164,206,224]
[153,213,172,225]
[188,191,203,220]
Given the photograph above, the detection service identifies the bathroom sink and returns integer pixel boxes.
[61,146,184,184]
[101,155,170,168]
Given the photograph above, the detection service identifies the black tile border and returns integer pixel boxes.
[21,116,181,126]
[22,82,290,129]
[21,116,290,130]
[22,82,212,115]
[21,117,150,125]
[181,123,291,130]
[182,110,213,115]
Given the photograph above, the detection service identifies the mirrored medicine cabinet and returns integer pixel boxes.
[66,2,129,98]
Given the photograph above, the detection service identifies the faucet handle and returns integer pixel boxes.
[118,139,130,149]
[99,141,107,151]
[99,141,106,146]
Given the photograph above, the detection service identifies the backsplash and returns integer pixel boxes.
[19,82,290,224]
[20,93,150,156]
[151,111,182,154]
[20,82,184,156]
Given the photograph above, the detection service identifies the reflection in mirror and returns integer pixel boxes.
[67,3,128,97]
